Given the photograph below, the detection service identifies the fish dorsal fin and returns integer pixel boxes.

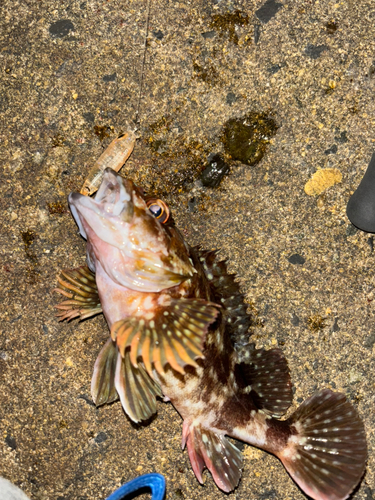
[182,421,243,492]
[111,298,220,376]
[115,350,163,423]
[195,248,254,344]
[238,347,293,417]
[54,266,102,321]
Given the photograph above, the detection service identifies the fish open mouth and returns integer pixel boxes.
[68,169,194,292]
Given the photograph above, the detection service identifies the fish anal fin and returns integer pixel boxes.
[111,298,219,376]
[183,422,243,492]
[54,266,102,321]
[279,389,367,500]
[238,347,293,417]
[91,338,118,406]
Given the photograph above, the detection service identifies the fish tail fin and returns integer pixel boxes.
[182,421,243,492]
[278,389,367,500]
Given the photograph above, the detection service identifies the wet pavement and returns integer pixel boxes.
[1,0,375,499]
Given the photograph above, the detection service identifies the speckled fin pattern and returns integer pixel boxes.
[195,248,254,346]
[91,338,119,406]
[238,347,293,417]
[115,349,163,423]
[182,421,243,493]
[111,298,220,376]
[280,389,367,500]
[54,266,102,321]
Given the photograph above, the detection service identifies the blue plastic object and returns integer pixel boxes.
[105,473,166,500]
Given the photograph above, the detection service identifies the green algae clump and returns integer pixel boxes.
[222,112,278,165]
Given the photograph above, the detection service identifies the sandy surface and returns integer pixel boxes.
[1,0,375,499]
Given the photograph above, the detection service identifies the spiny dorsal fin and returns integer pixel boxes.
[111,298,220,376]
[182,421,243,492]
[194,248,254,345]
[237,347,293,417]
[54,266,102,321]
[115,350,163,423]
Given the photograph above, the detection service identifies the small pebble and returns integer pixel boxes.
[49,20,75,38]
[200,154,229,188]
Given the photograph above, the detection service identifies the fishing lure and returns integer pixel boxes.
[80,130,136,196]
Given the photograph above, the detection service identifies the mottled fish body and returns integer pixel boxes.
[55,169,367,500]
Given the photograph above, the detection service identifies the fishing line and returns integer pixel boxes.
[134,0,151,126]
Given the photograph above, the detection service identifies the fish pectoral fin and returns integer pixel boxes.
[111,298,220,377]
[91,338,119,406]
[115,350,163,423]
[54,265,102,321]
[237,346,293,417]
[279,389,367,500]
[182,422,243,493]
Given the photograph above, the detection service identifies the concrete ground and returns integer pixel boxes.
[1,0,375,498]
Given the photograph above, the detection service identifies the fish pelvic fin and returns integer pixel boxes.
[278,389,367,500]
[91,338,119,406]
[115,350,163,423]
[111,298,220,377]
[182,421,243,493]
[54,266,102,321]
[237,346,293,417]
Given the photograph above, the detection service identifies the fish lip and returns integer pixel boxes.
[68,169,134,232]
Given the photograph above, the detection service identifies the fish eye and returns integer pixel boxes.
[146,199,170,223]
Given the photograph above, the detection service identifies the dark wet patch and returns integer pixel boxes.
[200,154,230,188]
[209,10,249,45]
[307,315,327,332]
[192,62,220,85]
[221,112,278,165]
[325,21,338,34]
[226,92,237,105]
[368,236,374,252]
[255,0,283,24]
[254,23,262,44]
[346,224,359,236]
[21,230,38,263]
[288,253,305,265]
[83,112,95,123]
[51,133,65,148]
[304,44,329,59]
[201,30,216,39]
[332,317,340,332]
[335,130,348,143]
[364,332,375,349]
[291,313,300,326]
[49,20,75,38]
[94,125,111,141]
[152,30,164,40]
[173,488,184,499]
[102,73,116,82]
[78,394,96,407]
[47,201,67,215]
[5,434,17,450]
[267,63,284,74]
[324,144,338,155]
[94,431,108,444]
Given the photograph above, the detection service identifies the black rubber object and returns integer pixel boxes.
[347,152,375,233]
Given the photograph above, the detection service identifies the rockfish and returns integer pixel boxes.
[55,168,367,500]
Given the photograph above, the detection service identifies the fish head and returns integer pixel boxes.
[68,168,194,292]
